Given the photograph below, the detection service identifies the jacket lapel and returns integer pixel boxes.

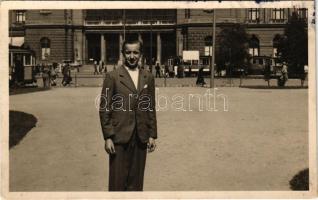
[138,68,148,94]
[118,65,138,93]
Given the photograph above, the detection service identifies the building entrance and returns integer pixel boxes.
[105,34,119,64]
[141,33,157,66]
[86,34,101,62]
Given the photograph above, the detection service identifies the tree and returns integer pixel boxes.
[277,12,308,82]
[216,24,250,76]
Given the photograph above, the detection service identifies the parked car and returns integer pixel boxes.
[231,67,247,77]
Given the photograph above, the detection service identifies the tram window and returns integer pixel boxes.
[183,60,191,65]
[253,58,257,64]
[259,59,263,65]
[24,55,31,66]
[202,58,209,65]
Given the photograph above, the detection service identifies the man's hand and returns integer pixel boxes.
[147,137,156,153]
[105,138,116,154]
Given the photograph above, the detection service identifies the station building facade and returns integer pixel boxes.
[9,8,308,66]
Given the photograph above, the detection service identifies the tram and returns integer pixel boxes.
[9,45,36,87]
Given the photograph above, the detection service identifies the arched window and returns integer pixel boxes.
[273,34,281,57]
[204,36,213,56]
[40,37,50,60]
[249,35,259,56]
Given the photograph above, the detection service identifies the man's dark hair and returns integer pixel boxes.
[122,33,143,53]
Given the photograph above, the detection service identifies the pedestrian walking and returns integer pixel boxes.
[155,63,161,78]
[94,60,98,75]
[99,60,103,74]
[103,62,107,73]
[42,64,51,89]
[50,63,58,86]
[62,63,72,86]
[196,66,206,86]
[264,59,271,87]
[164,65,169,78]
[277,62,288,87]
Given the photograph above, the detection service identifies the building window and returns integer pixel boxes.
[273,34,281,57]
[40,37,51,60]
[248,9,260,22]
[15,10,25,23]
[249,35,259,56]
[185,9,191,19]
[204,36,213,56]
[297,8,308,20]
[272,9,285,22]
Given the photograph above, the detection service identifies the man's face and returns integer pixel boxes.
[123,42,142,69]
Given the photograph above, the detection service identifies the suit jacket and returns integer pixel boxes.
[99,65,157,144]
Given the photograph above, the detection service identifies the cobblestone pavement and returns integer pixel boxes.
[9,87,308,191]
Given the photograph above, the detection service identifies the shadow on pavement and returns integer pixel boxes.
[240,86,308,89]
[289,168,309,190]
[9,87,49,96]
[9,110,37,149]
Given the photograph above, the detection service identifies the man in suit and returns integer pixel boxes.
[99,34,157,191]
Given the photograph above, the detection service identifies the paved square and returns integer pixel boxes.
[9,87,308,191]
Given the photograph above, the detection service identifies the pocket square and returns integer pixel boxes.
[143,84,148,89]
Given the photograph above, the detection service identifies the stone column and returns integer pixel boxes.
[156,33,161,65]
[101,34,106,63]
[137,33,144,67]
[138,33,143,43]
[10,52,13,67]
[119,33,123,65]
[74,30,83,64]
[82,33,87,64]
[177,29,183,57]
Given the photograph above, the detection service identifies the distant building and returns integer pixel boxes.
[9,8,308,66]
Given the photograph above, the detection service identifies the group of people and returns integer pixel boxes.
[94,60,107,75]
[37,63,72,88]
[154,63,170,78]
[154,63,206,87]
[61,63,72,86]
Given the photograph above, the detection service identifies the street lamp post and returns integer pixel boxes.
[123,9,126,40]
[211,9,216,88]
[150,10,153,73]
[204,9,216,88]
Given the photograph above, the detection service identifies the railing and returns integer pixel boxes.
[85,19,175,26]
[246,18,260,24]
[246,18,288,24]
[269,19,288,24]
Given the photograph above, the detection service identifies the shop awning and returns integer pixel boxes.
[10,37,24,47]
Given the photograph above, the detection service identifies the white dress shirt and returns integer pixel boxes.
[125,66,139,90]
